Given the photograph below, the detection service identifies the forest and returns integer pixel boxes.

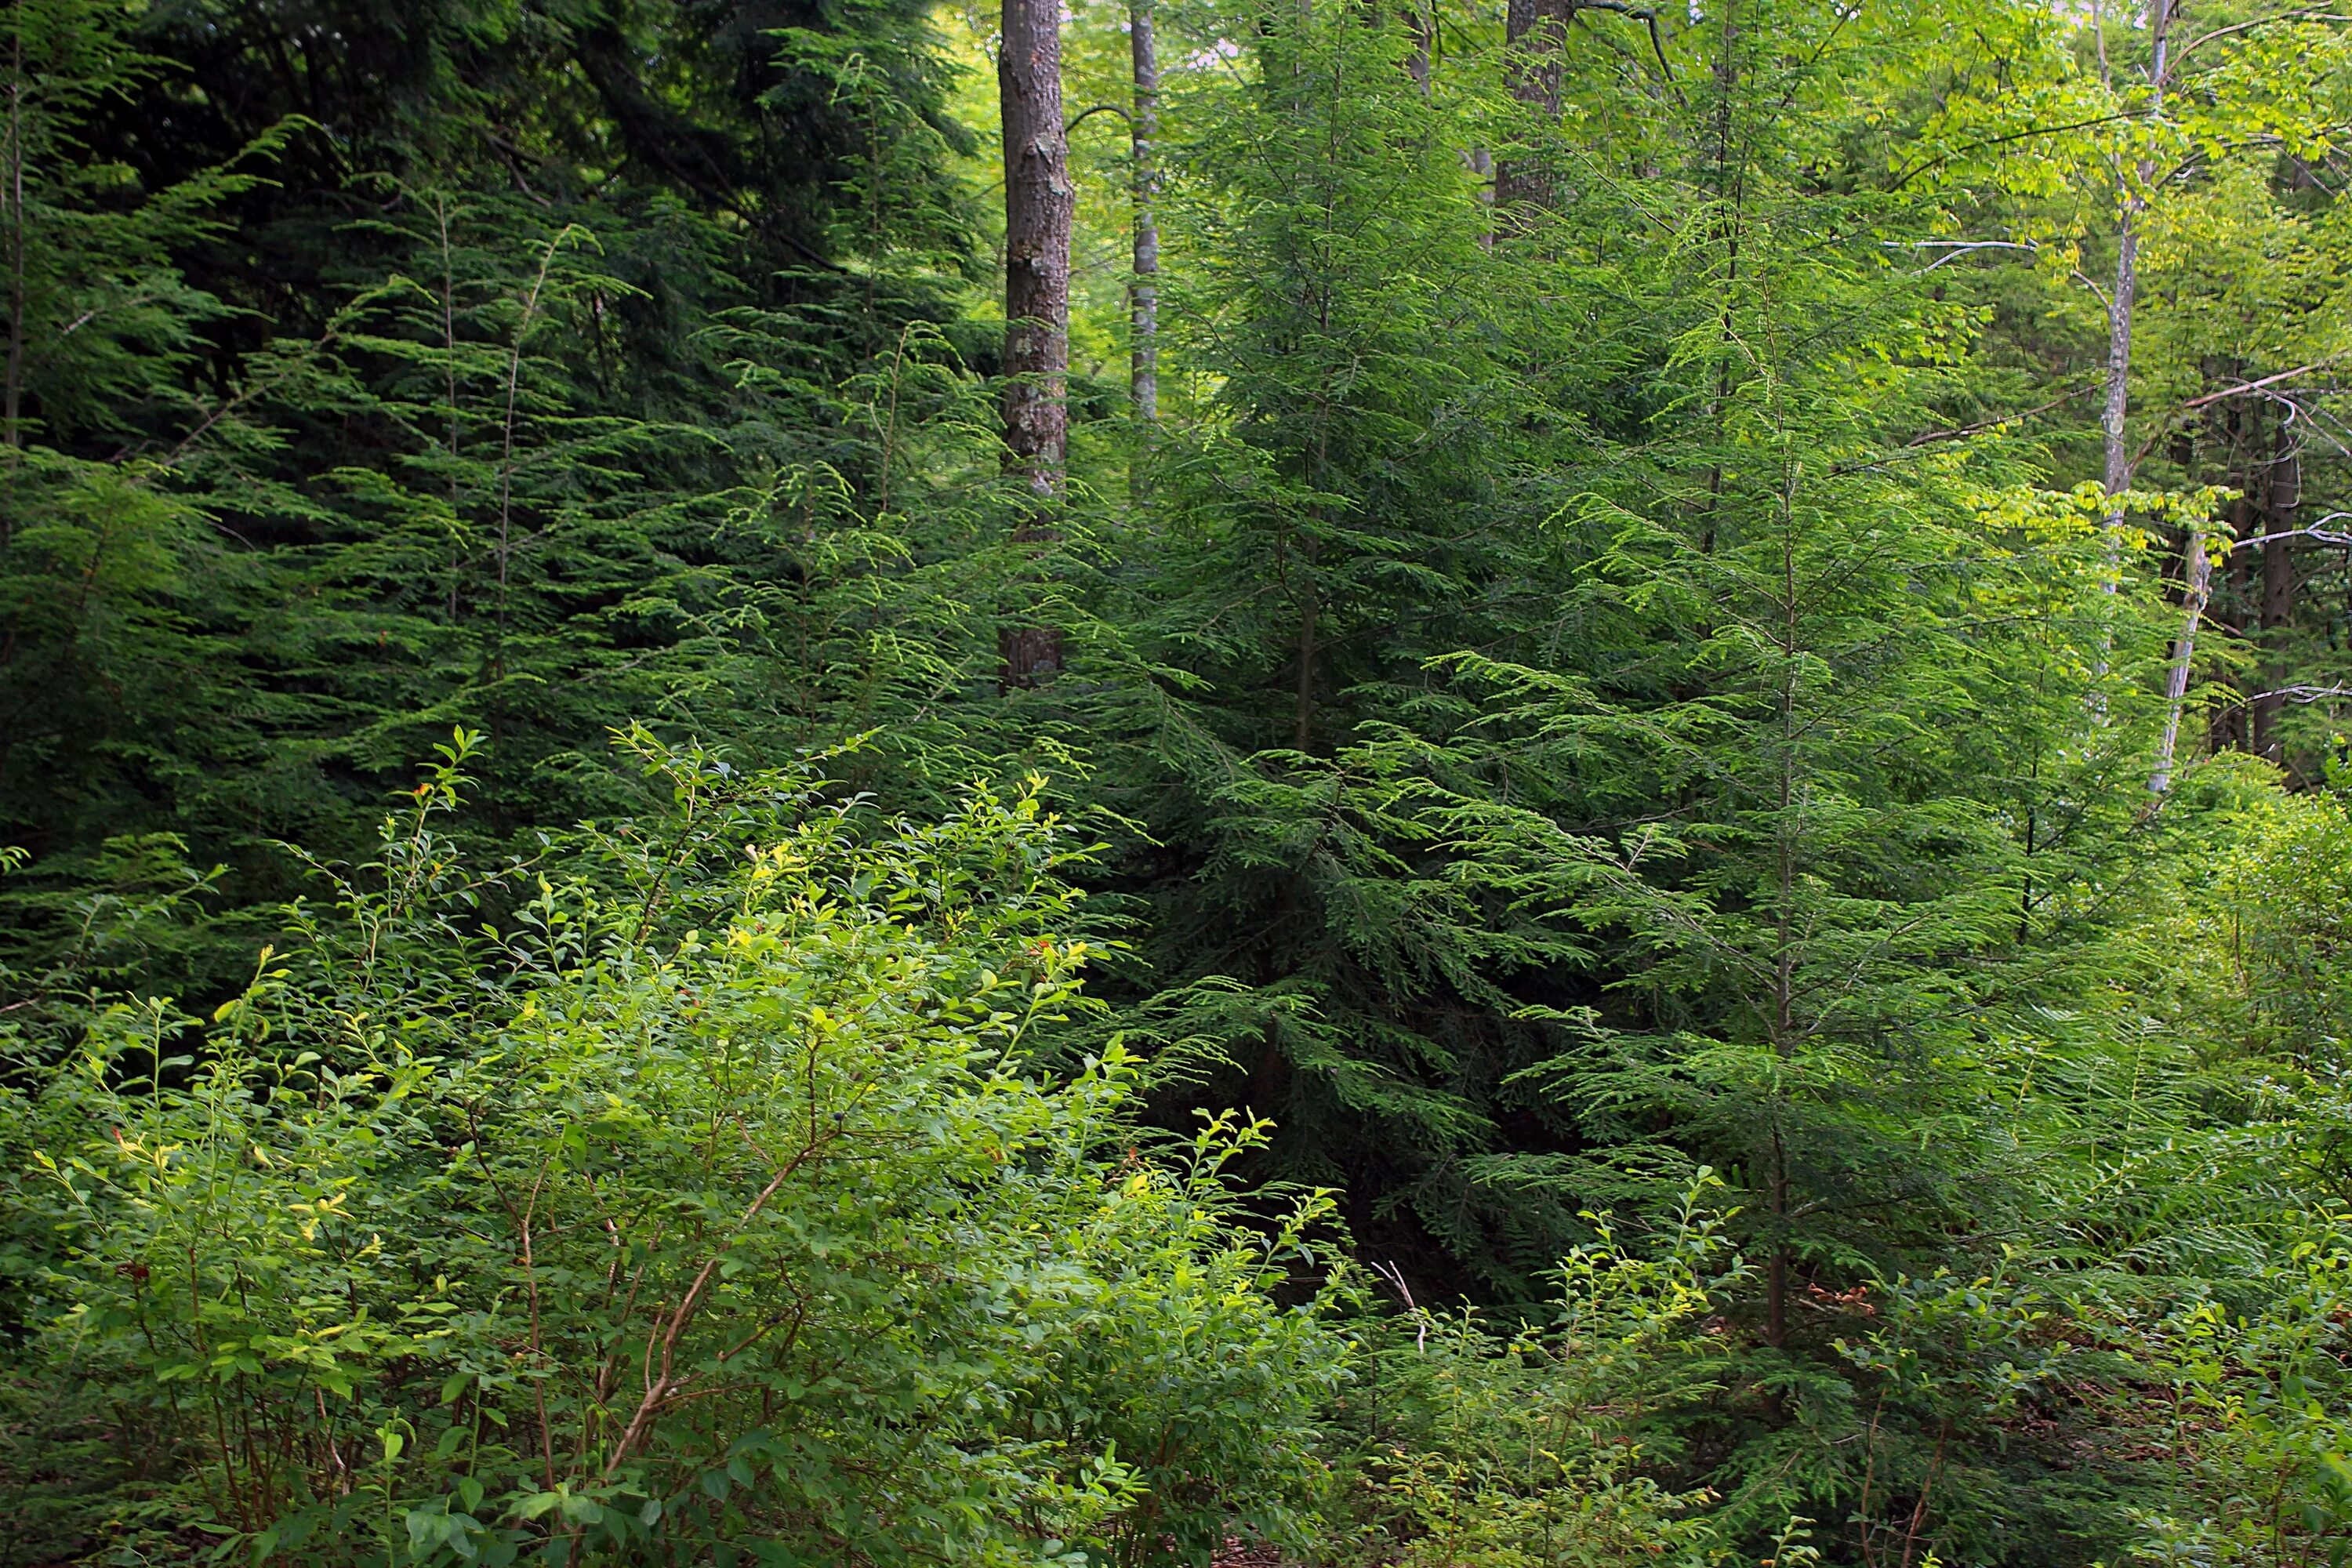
[2,0,2350,1561]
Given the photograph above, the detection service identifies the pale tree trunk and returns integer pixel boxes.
[2151,524,2212,795]
[999,0,1074,688]
[2090,0,2173,720]
[2252,419,2299,762]
[2100,209,2140,515]
[2098,0,2174,535]
[1129,0,1160,431]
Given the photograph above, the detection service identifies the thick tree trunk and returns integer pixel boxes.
[2252,422,2299,761]
[1129,0,1160,430]
[999,0,1073,688]
[1496,0,1572,215]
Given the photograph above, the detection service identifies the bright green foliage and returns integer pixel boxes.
[1,738,1339,1565]
[2201,791,2352,1059]
[1319,1183,1741,1568]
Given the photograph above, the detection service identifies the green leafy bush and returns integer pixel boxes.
[1,734,1340,1566]
[1316,1185,1742,1568]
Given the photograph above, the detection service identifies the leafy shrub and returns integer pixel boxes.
[1313,1185,1741,1568]
[1,733,1341,1566]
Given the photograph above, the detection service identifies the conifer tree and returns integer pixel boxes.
[998,0,1075,688]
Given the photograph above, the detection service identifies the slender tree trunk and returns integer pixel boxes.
[2253,418,2299,762]
[1129,0,1160,432]
[999,0,1074,688]
[2100,0,2173,510]
[1496,0,1572,215]
[2097,0,2172,609]
[2151,523,2212,795]
[2100,205,2139,518]
[4,13,27,474]
[2211,490,2251,754]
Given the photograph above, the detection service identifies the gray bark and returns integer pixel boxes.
[1130,0,1160,428]
[2151,522,2212,795]
[999,0,1073,687]
[2100,0,2176,520]
[1496,0,1573,215]
[2253,417,2299,761]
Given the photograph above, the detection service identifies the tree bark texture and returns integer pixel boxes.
[2101,207,2139,510]
[1403,0,1435,94]
[1130,0,1160,429]
[1496,0,1573,214]
[999,0,1073,688]
[2254,416,2299,761]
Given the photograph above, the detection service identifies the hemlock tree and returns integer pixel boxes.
[1355,0,2213,1547]
[998,0,1076,688]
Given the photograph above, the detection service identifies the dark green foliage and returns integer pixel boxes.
[12,0,2352,1561]
[0,0,1004,995]
[1096,0,1602,1289]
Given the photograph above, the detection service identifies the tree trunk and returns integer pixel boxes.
[2211,490,2252,754]
[2151,523,2212,796]
[999,0,1073,688]
[2253,418,2299,763]
[2098,0,2172,579]
[1129,0,1160,431]
[1404,0,1435,94]
[1495,0,1572,215]
[2100,205,2139,515]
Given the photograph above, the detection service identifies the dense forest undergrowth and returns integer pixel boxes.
[4,0,2352,1562]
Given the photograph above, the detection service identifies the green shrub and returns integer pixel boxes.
[1,733,1341,1566]
[1314,1185,1741,1568]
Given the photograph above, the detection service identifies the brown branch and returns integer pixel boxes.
[601,1128,843,1477]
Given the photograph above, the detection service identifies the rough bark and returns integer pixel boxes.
[1129,0,1160,430]
[2100,209,2139,512]
[1496,0,1573,215]
[2253,417,2299,761]
[999,0,1073,688]
[1403,0,1435,94]
[2089,0,2174,720]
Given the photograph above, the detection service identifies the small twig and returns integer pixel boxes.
[1370,1260,1429,1352]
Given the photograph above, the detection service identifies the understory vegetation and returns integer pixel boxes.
[5,0,2352,1563]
